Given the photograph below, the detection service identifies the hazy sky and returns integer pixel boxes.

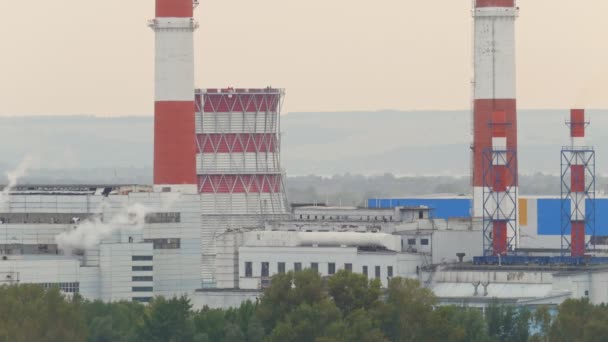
[1,0,608,116]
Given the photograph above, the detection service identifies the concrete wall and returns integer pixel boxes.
[238,246,421,288]
[432,230,483,264]
[100,242,153,302]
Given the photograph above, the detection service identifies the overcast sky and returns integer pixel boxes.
[1,0,607,116]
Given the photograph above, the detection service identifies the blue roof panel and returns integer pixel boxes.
[367,198,471,219]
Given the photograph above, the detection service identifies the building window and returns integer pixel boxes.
[132,255,153,261]
[261,262,269,277]
[419,211,424,219]
[132,297,152,303]
[421,239,429,246]
[145,212,181,223]
[143,238,180,249]
[300,215,302,219]
[132,276,153,282]
[328,263,336,275]
[362,266,368,277]
[278,262,286,274]
[387,266,393,278]
[375,266,381,279]
[132,287,153,292]
[37,282,80,294]
[245,262,252,277]
[311,262,318,272]
[294,262,302,272]
[345,263,352,272]
[408,239,416,245]
[132,266,153,271]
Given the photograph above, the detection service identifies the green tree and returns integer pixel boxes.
[266,299,343,342]
[223,322,245,342]
[342,308,389,342]
[0,284,86,342]
[194,307,229,341]
[245,317,265,342]
[81,300,144,342]
[427,306,491,342]
[137,296,196,342]
[550,299,608,342]
[375,278,437,342]
[485,303,530,342]
[549,299,594,342]
[327,270,381,316]
[256,269,324,333]
[530,306,553,342]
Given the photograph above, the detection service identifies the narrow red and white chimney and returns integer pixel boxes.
[150,0,198,193]
[472,0,518,219]
[570,109,586,256]
[490,111,511,255]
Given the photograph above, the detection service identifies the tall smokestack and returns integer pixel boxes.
[150,0,198,193]
[472,0,518,219]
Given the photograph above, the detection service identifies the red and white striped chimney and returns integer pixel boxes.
[490,110,510,255]
[472,0,518,218]
[570,109,586,256]
[150,0,198,193]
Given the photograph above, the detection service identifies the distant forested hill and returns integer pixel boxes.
[0,110,606,185]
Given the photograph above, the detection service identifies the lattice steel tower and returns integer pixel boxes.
[482,111,517,256]
[561,109,595,257]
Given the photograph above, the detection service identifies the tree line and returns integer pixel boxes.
[0,269,606,341]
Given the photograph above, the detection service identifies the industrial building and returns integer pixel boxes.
[2,0,608,310]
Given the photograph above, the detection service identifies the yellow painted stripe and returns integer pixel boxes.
[519,198,528,226]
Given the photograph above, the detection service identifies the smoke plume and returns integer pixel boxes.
[0,156,34,205]
[55,202,149,252]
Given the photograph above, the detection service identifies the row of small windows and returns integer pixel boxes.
[132,276,153,282]
[133,297,152,303]
[145,212,181,224]
[144,238,181,250]
[406,238,429,246]
[0,213,92,225]
[132,255,153,261]
[132,266,153,271]
[298,215,394,222]
[36,282,80,293]
[132,287,153,292]
[245,262,393,279]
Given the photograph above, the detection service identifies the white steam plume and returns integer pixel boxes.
[0,156,34,205]
[55,203,149,252]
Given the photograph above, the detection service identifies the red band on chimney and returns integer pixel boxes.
[473,99,517,187]
[154,101,197,185]
[571,165,585,193]
[571,222,586,257]
[156,0,193,17]
[476,0,515,7]
[492,111,507,138]
[570,109,585,138]
[493,221,508,255]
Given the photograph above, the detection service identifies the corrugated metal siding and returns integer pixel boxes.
[196,153,279,174]
[536,198,608,236]
[196,112,277,134]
